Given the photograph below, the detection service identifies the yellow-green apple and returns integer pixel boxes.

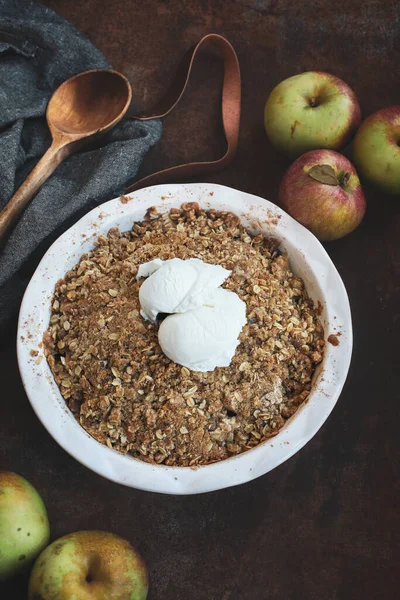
[353,106,400,195]
[264,72,361,158]
[28,530,148,600]
[0,471,50,581]
[278,149,366,241]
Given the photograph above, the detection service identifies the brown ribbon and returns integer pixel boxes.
[125,33,241,192]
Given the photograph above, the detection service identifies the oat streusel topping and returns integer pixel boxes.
[44,202,324,466]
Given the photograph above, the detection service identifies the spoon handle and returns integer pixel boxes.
[0,141,67,243]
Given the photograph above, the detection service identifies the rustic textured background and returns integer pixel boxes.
[1,1,399,598]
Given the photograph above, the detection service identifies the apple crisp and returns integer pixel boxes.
[43,202,324,467]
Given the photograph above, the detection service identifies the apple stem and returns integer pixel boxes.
[342,172,351,187]
[309,97,318,108]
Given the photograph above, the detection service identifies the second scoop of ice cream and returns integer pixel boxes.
[158,288,247,371]
[137,258,247,371]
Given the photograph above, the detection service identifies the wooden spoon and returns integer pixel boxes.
[0,69,132,243]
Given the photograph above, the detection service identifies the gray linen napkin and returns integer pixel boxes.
[0,0,161,329]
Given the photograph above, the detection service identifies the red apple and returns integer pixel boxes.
[264,71,361,158]
[353,106,400,195]
[278,150,366,241]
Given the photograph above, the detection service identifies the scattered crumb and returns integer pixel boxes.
[30,349,39,357]
[328,334,340,346]
[120,195,132,204]
[145,206,159,219]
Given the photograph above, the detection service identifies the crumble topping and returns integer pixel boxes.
[43,203,324,466]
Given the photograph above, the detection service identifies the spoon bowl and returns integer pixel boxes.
[48,70,132,135]
[0,69,132,242]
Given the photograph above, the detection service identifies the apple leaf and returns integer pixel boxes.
[308,164,339,186]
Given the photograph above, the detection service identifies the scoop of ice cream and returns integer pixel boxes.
[137,257,247,371]
[158,288,247,372]
[137,259,163,279]
[137,258,230,322]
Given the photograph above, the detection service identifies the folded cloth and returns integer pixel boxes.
[0,0,161,330]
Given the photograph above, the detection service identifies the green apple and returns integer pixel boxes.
[0,471,50,581]
[264,71,361,158]
[29,530,149,600]
[353,106,400,195]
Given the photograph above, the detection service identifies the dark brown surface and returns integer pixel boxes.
[1,1,399,598]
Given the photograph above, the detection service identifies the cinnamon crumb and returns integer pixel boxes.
[328,334,340,346]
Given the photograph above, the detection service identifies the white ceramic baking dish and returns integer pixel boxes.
[17,183,352,494]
